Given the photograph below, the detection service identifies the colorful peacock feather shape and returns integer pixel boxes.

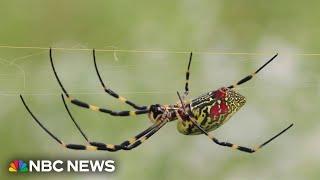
[9,160,28,173]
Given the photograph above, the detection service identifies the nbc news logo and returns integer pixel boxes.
[9,159,115,173]
[9,160,28,173]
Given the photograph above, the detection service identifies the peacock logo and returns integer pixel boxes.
[9,160,28,173]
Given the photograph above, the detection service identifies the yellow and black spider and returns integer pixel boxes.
[20,49,293,153]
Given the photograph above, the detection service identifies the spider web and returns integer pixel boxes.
[0,43,319,97]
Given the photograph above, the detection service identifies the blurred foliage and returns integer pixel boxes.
[0,0,319,180]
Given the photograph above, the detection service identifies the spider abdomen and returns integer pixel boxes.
[177,87,246,135]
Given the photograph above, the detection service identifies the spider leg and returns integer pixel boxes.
[49,48,149,117]
[61,93,89,142]
[227,54,278,89]
[176,91,293,153]
[189,116,293,153]
[80,121,166,151]
[184,52,193,97]
[61,93,159,146]
[93,49,148,110]
[20,95,166,151]
[121,121,166,150]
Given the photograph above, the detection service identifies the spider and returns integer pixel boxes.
[20,49,293,153]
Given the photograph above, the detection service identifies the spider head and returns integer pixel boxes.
[213,87,246,109]
[148,104,165,122]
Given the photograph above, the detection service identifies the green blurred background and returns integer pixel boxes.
[0,0,319,179]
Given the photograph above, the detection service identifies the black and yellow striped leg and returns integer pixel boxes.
[20,95,166,152]
[227,54,278,89]
[67,121,166,151]
[93,49,147,110]
[189,116,293,153]
[121,121,166,150]
[176,91,293,153]
[61,94,89,142]
[62,94,166,151]
[184,52,193,96]
[67,97,149,116]
[62,94,164,151]
[49,48,149,117]
[120,121,162,147]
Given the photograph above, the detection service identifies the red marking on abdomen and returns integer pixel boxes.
[209,101,229,119]
[220,102,228,114]
[214,90,226,99]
